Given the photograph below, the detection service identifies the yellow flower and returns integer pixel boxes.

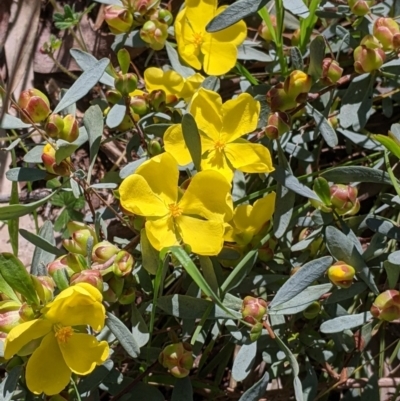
[144,67,204,102]
[164,88,274,182]
[174,0,247,75]
[119,152,232,255]
[225,193,276,245]
[4,283,109,396]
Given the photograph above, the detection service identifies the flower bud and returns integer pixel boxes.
[284,70,312,101]
[104,5,133,34]
[159,342,193,378]
[321,58,343,84]
[148,139,162,156]
[18,89,51,124]
[327,261,356,288]
[92,241,120,264]
[371,290,400,322]
[249,322,263,342]
[113,250,134,277]
[130,95,148,115]
[31,276,54,304]
[130,0,161,16]
[106,90,123,106]
[353,36,385,74]
[303,301,321,319]
[140,20,168,51]
[258,16,277,42]
[59,114,79,143]
[266,84,297,112]
[65,252,87,273]
[330,184,360,215]
[373,17,400,51]
[148,89,167,111]
[348,0,373,16]
[264,111,291,139]
[0,301,23,333]
[70,269,103,292]
[118,287,136,305]
[241,296,267,325]
[63,222,97,256]
[157,9,173,26]
[114,73,138,97]
[45,114,64,138]
[18,303,35,322]
[47,255,74,276]
[41,143,71,176]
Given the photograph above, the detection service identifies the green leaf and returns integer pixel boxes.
[373,134,400,159]
[201,76,220,92]
[0,273,19,302]
[157,295,241,320]
[131,304,149,348]
[321,166,393,185]
[171,377,193,401]
[366,217,400,240]
[0,366,23,401]
[55,139,78,164]
[199,256,219,295]
[20,228,64,257]
[31,221,57,276]
[306,104,338,147]
[106,312,140,358]
[232,341,257,381]
[290,47,304,71]
[237,43,273,62]
[70,48,115,86]
[182,113,202,172]
[165,42,195,78]
[308,36,325,82]
[54,58,110,113]
[313,177,331,205]
[52,268,70,290]
[269,256,332,309]
[84,105,104,182]
[320,312,373,334]
[0,114,31,129]
[0,191,56,220]
[23,145,45,163]
[283,0,309,17]
[238,372,269,401]
[93,0,123,5]
[117,48,130,74]
[140,229,159,275]
[325,226,379,294]
[6,167,47,182]
[325,282,367,304]
[106,99,126,129]
[0,253,38,305]
[126,382,165,401]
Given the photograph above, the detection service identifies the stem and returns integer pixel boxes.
[126,97,148,151]
[384,151,400,197]
[48,52,78,80]
[274,0,288,75]
[379,323,385,378]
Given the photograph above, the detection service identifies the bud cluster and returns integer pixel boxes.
[104,0,173,51]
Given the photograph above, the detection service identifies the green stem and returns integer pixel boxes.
[384,150,400,197]
[299,0,320,53]
[379,323,385,378]
[274,0,288,75]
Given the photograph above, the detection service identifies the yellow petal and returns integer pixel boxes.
[184,0,217,32]
[179,170,233,222]
[59,333,109,375]
[225,140,274,174]
[249,192,276,233]
[136,153,179,205]
[120,174,168,217]
[201,149,234,182]
[26,333,71,395]
[73,283,103,302]
[190,88,222,141]
[4,319,52,359]
[144,67,184,96]
[201,40,238,76]
[145,216,180,251]
[164,124,192,166]
[177,215,224,255]
[179,73,205,99]
[211,9,247,46]
[220,93,260,143]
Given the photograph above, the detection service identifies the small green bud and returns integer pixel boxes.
[303,301,321,319]
[159,342,193,378]
[45,114,64,138]
[59,114,79,143]
[328,261,356,288]
[140,20,168,51]
[114,73,138,97]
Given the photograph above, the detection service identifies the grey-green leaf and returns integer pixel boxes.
[131,304,150,348]
[232,341,257,381]
[182,113,202,171]
[238,372,269,401]
[0,366,23,401]
[320,312,373,333]
[321,166,393,185]
[106,312,140,358]
[6,167,47,182]
[306,104,338,147]
[54,58,110,113]
[0,114,31,129]
[269,256,333,309]
[31,221,57,276]
[308,36,325,82]
[106,99,126,129]
[171,377,193,401]
[20,228,64,257]
[55,139,78,164]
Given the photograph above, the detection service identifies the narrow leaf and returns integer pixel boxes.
[19,228,64,256]
[306,104,338,147]
[131,304,150,348]
[308,36,325,82]
[106,99,126,129]
[182,113,202,171]
[238,372,269,401]
[321,166,393,185]
[31,221,57,276]
[0,114,30,129]
[320,312,373,333]
[6,168,47,182]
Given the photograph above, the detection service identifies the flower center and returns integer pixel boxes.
[169,203,183,218]
[214,140,226,152]
[192,32,204,48]
[54,325,74,343]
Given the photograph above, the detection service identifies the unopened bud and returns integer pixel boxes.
[45,114,64,138]
[284,70,312,101]
[303,301,321,319]
[321,58,343,84]
[264,111,291,139]
[119,287,136,305]
[140,20,168,51]
[41,144,71,176]
[0,301,23,333]
[373,17,400,51]
[47,255,74,276]
[266,84,297,112]
[241,296,267,325]
[115,73,138,97]
[18,89,51,124]
[113,250,134,277]
[291,29,301,46]
[92,241,120,264]
[63,222,97,256]
[104,5,133,34]
[106,90,123,105]
[31,276,54,303]
[258,16,278,42]
[70,269,103,292]
[131,0,161,16]
[159,342,193,378]
[354,35,385,74]
[130,95,148,115]
[148,139,162,156]
[157,9,173,26]
[59,115,79,143]
[148,89,167,111]
[330,184,360,215]
[18,303,35,322]
[65,252,87,273]
[348,0,373,16]
[328,261,356,288]
[371,290,400,322]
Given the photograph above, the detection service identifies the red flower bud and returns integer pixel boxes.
[353,35,385,74]
[371,290,400,322]
[59,114,79,143]
[113,250,134,277]
[92,241,120,264]
[264,111,291,139]
[104,5,133,35]
[18,89,51,124]
[321,58,343,84]
[373,17,400,51]
[241,296,267,325]
[41,143,71,176]
[45,114,64,138]
[330,184,360,216]
[70,269,103,292]
[0,301,23,333]
[31,276,55,303]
